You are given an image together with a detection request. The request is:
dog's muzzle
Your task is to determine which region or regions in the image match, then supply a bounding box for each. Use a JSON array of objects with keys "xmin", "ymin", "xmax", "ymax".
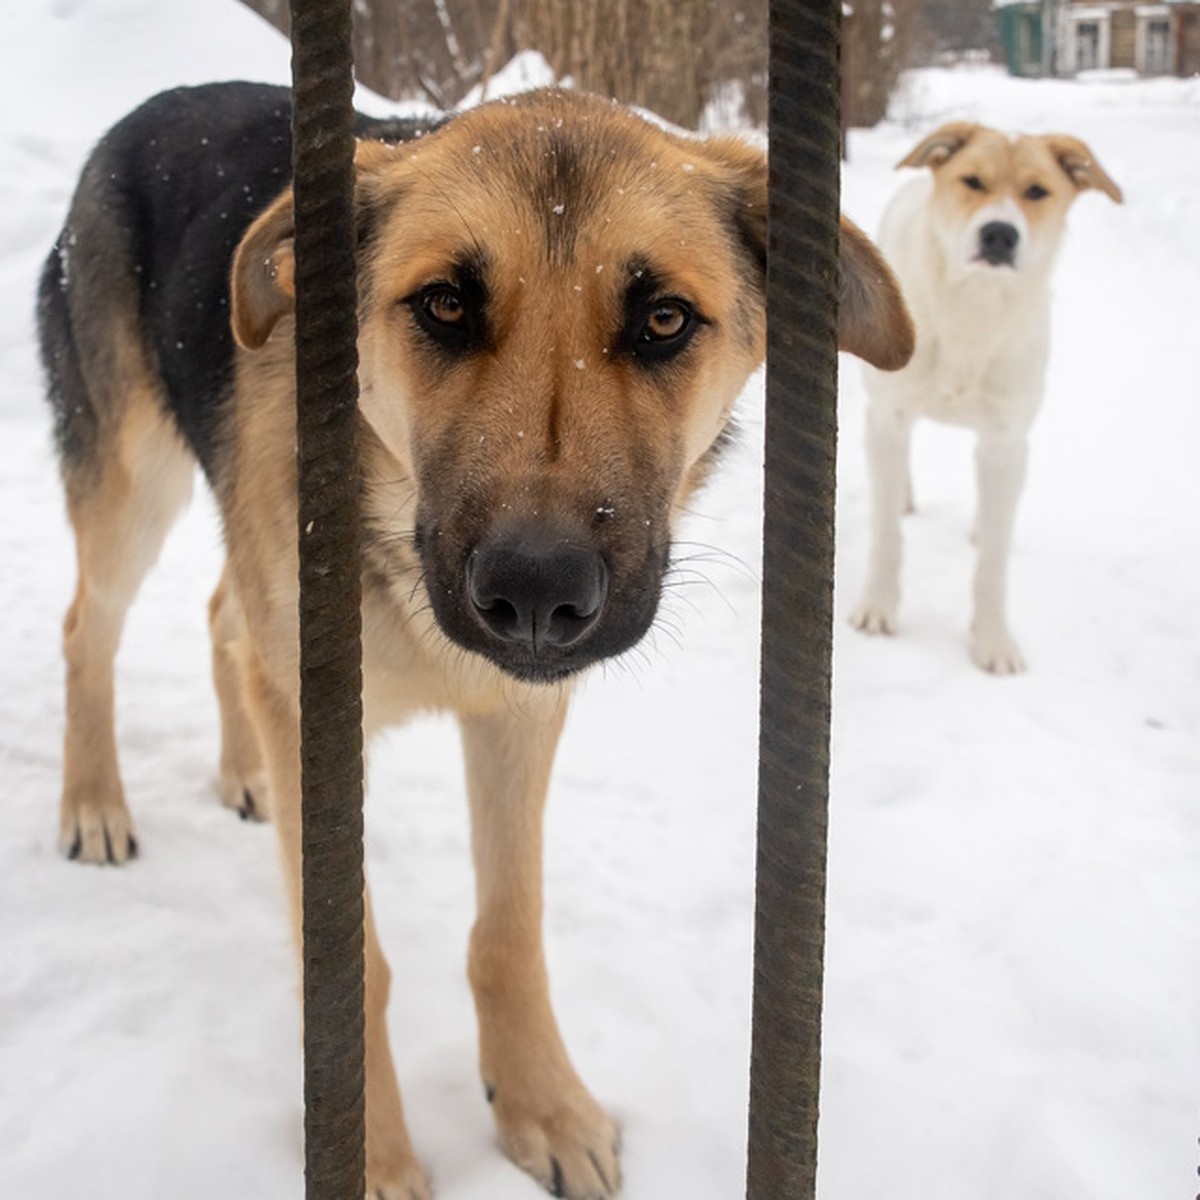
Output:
[
  {"xmin": 466, "ymin": 522, "xmax": 609, "ymax": 653},
  {"xmin": 977, "ymin": 220, "xmax": 1020, "ymax": 267}
]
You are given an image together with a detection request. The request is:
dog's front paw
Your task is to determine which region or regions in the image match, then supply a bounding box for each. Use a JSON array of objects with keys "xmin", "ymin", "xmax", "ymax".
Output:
[
  {"xmin": 218, "ymin": 767, "xmax": 270, "ymax": 822},
  {"xmin": 970, "ymin": 625, "xmax": 1026, "ymax": 675},
  {"xmin": 60, "ymin": 784, "xmax": 138, "ymax": 864},
  {"xmin": 366, "ymin": 1160, "xmax": 432, "ymax": 1200},
  {"xmin": 488, "ymin": 1076, "xmax": 620, "ymax": 1199},
  {"xmin": 849, "ymin": 596, "xmax": 898, "ymax": 636}
]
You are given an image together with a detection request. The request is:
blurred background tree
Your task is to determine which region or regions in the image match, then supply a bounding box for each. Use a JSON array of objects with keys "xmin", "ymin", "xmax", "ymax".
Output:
[{"xmin": 239, "ymin": 0, "xmax": 998, "ymax": 130}]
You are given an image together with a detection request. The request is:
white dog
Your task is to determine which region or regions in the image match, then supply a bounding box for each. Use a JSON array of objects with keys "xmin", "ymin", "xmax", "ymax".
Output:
[{"xmin": 851, "ymin": 122, "xmax": 1122, "ymax": 673}]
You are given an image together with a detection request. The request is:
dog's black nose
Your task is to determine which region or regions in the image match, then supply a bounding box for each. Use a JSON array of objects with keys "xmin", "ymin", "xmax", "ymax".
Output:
[
  {"xmin": 978, "ymin": 221, "xmax": 1019, "ymax": 266},
  {"xmin": 467, "ymin": 524, "xmax": 608, "ymax": 651}
]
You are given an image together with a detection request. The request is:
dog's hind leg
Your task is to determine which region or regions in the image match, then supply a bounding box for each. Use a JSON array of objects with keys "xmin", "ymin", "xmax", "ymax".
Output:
[
  {"xmin": 851, "ymin": 404, "xmax": 914, "ymax": 636},
  {"xmin": 41, "ymin": 178, "xmax": 196, "ymax": 862},
  {"xmin": 59, "ymin": 396, "xmax": 195, "ymax": 863},
  {"xmin": 461, "ymin": 700, "xmax": 621, "ymax": 1200},
  {"xmin": 208, "ymin": 566, "xmax": 269, "ymax": 820},
  {"xmin": 239, "ymin": 650, "xmax": 430, "ymax": 1200}
]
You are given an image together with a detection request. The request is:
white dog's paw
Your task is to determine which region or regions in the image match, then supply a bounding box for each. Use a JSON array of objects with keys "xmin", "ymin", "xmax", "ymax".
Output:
[
  {"xmin": 849, "ymin": 597, "xmax": 898, "ymax": 636},
  {"xmin": 970, "ymin": 626, "xmax": 1026, "ymax": 675}
]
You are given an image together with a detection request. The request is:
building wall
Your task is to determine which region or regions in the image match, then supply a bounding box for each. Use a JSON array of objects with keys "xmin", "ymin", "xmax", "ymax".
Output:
[
  {"xmin": 1001, "ymin": 1, "xmax": 1196, "ymax": 79},
  {"xmin": 1110, "ymin": 7, "xmax": 1137, "ymax": 67},
  {"xmin": 1060, "ymin": 7, "xmax": 1112, "ymax": 74},
  {"xmin": 1178, "ymin": 5, "xmax": 1200, "ymax": 75}
]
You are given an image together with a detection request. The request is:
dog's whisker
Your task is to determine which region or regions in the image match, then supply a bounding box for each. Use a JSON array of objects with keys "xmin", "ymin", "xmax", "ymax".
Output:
[
  {"xmin": 657, "ymin": 586, "xmax": 708, "ymax": 621},
  {"xmin": 406, "ymin": 570, "xmax": 431, "ymax": 608},
  {"xmin": 670, "ymin": 540, "xmax": 758, "ymax": 582},
  {"xmin": 649, "ymin": 612, "xmax": 686, "ymax": 649},
  {"xmin": 663, "ymin": 561, "xmax": 741, "ymax": 617}
]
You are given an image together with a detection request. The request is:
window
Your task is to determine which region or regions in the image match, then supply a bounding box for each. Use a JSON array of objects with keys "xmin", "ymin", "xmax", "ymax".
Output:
[
  {"xmin": 1076, "ymin": 21, "xmax": 1101, "ymax": 71},
  {"xmin": 1140, "ymin": 18, "xmax": 1172, "ymax": 74}
]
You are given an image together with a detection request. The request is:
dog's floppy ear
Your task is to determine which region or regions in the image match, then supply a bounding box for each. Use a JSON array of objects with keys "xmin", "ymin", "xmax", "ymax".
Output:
[
  {"xmin": 231, "ymin": 139, "xmax": 399, "ymax": 351},
  {"xmin": 897, "ymin": 121, "xmax": 980, "ymax": 170},
  {"xmin": 839, "ymin": 216, "xmax": 915, "ymax": 371},
  {"xmin": 230, "ymin": 188, "xmax": 295, "ymax": 351},
  {"xmin": 700, "ymin": 134, "xmax": 769, "ymax": 286},
  {"xmin": 700, "ymin": 138, "xmax": 913, "ymax": 370},
  {"xmin": 1041, "ymin": 134, "xmax": 1123, "ymax": 203}
]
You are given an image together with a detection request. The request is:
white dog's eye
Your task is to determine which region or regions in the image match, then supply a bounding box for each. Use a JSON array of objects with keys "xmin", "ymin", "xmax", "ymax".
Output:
[
  {"xmin": 1024, "ymin": 183, "xmax": 1050, "ymax": 201},
  {"xmin": 962, "ymin": 175, "xmax": 987, "ymax": 193}
]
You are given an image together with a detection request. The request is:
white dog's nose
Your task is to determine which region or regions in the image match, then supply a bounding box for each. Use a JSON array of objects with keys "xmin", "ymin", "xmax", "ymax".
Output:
[{"xmin": 978, "ymin": 221, "xmax": 1019, "ymax": 266}]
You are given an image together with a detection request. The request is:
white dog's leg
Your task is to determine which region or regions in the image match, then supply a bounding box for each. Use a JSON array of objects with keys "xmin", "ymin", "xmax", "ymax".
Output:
[
  {"xmin": 851, "ymin": 405, "xmax": 913, "ymax": 635},
  {"xmin": 971, "ymin": 432, "xmax": 1028, "ymax": 673}
]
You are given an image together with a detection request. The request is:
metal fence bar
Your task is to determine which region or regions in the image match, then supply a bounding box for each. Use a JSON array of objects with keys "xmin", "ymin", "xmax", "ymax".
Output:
[
  {"xmin": 289, "ymin": 2, "xmax": 366, "ymax": 1196},
  {"xmin": 747, "ymin": 2, "xmax": 842, "ymax": 1197}
]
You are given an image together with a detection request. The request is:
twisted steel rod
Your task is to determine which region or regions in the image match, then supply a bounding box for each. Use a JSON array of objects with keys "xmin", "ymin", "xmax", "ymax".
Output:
[
  {"xmin": 747, "ymin": 2, "xmax": 841, "ymax": 1197},
  {"xmin": 289, "ymin": 1, "xmax": 365, "ymax": 1196}
]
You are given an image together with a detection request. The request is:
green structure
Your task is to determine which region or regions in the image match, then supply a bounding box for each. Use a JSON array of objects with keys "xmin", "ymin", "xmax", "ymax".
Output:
[{"xmin": 995, "ymin": 2, "xmax": 1047, "ymax": 76}]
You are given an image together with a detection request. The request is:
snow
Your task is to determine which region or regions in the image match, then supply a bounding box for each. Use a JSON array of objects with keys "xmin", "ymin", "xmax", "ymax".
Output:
[
  {"xmin": 1, "ymin": 5, "xmax": 1197, "ymax": 1197},
  {"xmin": 461, "ymin": 49, "xmax": 555, "ymax": 107}
]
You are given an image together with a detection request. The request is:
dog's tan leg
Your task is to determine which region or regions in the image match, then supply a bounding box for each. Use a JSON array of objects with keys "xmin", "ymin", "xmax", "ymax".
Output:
[
  {"xmin": 461, "ymin": 700, "xmax": 620, "ymax": 1200},
  {"xmin": 241, "ymin": 651, "xmax": 430, "ymax": 1200},
  {"xmin": 850, "ymin": 404, "xmax": 913, "ymax": 637},
  {"xmin": 971, "ymin": 433, "xmax": 1028, "ymax": 674},
  {"xmin": 208, "ymin": 566, "xmax": 269, "ymax": 820},
  {"xmin": 60, "ymin": 403, "xmax": 194, "ymax": 864}
]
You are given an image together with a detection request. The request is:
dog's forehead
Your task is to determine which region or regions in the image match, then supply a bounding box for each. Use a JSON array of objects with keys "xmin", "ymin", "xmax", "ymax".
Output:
[
  {"xmin": 951, "ymin": 128, "xmax": 1011, "ymax": 170},
  {"xmin": 956, "ymin": 129, "xmax": 1058, "ymax": 184},
  {"xmin": 1010, "ymin": 136, "xmax": 1063, "ymax": 180},
  {"xmin": 379, "ymin": 92, "xmax": 728, "ymax": 267}
]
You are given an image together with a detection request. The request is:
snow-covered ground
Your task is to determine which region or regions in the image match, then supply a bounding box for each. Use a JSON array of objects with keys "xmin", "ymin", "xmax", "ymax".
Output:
[{"xmin": 1, "ymin": 3, "xmax": 1197, "ymax": 1198}]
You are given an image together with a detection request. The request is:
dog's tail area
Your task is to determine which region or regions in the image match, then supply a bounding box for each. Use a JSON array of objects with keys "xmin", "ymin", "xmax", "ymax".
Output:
[
  {"xmin": 37, "ymin": 232, "xmax": 99, "ymax": 476},
  {"xmin": 36, "ymin": 148, "xmax": 164, "ymax": 496}
]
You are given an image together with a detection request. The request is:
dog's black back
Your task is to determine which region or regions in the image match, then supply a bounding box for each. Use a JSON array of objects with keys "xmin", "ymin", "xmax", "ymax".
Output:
[{"xmin": 38, "ymin": 81, "xmax": 441, "ymax": 479}]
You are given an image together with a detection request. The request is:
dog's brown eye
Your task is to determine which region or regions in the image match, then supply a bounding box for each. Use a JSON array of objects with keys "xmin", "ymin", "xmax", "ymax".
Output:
[
  {"xmin": 962, "ymin": 175, "xmax": 987, "ymax": 193},
  {"xmin": 406, "ymin": 274, "xmax": 488, "ymax": 356},
  {"xmin": 423, "ymin": 287, "xmax": 464, "ymax": 327},
  {"xmin": 645, "ymin": 302, "xmax": 689, "ymax": 341},
  {"xmin": 619, "ymin": 271, "xmax": 702, "ymax": 366},
  {"xmin": 1024, "ymin": 183, "xmax": 1050, "ymax": 201}
]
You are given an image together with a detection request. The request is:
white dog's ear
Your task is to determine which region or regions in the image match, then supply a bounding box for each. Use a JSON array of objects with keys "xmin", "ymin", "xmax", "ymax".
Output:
[
  {"xmin": 839, "ymin": 216, "xmax": 915, "ymax": 371},
  {"xmin": 897, "ymin": 121, "xmax": 980, "ymax": 170},
  {"xmin": 1041, "ymin": 134, "xmax": 1124, "ymax": 203}
]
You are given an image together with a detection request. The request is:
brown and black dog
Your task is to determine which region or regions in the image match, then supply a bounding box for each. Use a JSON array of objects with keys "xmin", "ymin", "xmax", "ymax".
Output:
[{"xmin": 38, "ymin": 82, "xmax": 912, "ymax": 1198}]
